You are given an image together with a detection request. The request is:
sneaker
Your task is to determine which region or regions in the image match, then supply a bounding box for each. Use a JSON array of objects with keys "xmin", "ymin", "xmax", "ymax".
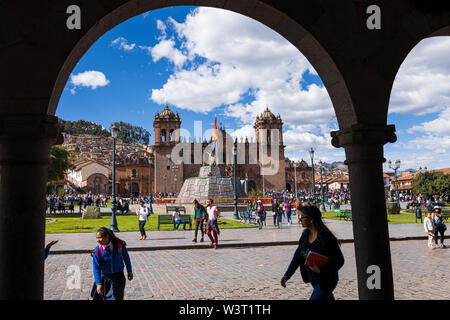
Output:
[
  {"xmin": 192, "ymin": 239, "xmax": 197, "ymax": 243},
  {"xmin": 200, "ymin": 238, "xmax": 204, "ymax": 242}
]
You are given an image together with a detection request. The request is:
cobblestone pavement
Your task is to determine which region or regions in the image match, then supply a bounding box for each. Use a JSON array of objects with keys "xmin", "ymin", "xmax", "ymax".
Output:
[
  {"xmin": 45, "ymin": 213, "xmax": 434, "ymax": 253},
  {"xmin": 44, "ymin": 240, "xmax": 449, "ymax": 300}
]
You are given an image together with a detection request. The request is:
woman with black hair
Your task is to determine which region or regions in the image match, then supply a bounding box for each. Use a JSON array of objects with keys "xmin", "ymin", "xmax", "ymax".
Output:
[
  {"xmin": 281, "ymin": 206, "xmax": 344, "ymax": 300},
  {"xmin": 91, "ymin": 227, "xmax": 133, "ymax": 300}
]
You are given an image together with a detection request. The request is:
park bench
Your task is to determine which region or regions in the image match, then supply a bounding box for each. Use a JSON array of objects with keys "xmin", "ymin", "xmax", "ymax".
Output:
[
  {"xmin": 165, "ymin": 205, "xmax": 186, "ymax": 214},
  {"xmin": 55, "ymin": 202, "xmax": 75, "ymax": 214},
  {"xmin": 442, "ymin": 209, "xmax": 450, "ymax": 222},
  {"xmin": 339, "ymin": 209, "xmax": 352, "ymax": 221},
  {"xmin": 157, "ymin": 214, "xmax": 192, "ymax": 230}
]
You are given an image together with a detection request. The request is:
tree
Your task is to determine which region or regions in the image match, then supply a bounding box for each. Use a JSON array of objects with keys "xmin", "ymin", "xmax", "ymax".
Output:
[
  {"xmin": 412, "ymin": 171, "xmax": 450, "ymax": 196},
  {"xmin": 47, "ymin": 145, "xmax": 71, "ymax": 182},
  {"xmin": 113, "ymin": 121, "xmax": 150, "ymax": 145},
  {"xmin": 59, "ymin": 119, "xmax": 110, "ymax": 137}
]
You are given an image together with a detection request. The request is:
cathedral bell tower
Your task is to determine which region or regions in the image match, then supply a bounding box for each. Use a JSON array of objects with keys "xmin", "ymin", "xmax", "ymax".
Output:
[
  {"xmin": 253, "ymin": 107, "xmax": 285, "ymax": 191},
  {"xmin": 153, "ymin": 105, "xmax": 181, "ymax": 146}
]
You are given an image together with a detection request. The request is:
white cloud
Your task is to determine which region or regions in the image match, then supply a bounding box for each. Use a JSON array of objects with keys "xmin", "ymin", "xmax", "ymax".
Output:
[
  {"xmin": 111, "ymin": 37, "xmax": 136, "ymax": 51},
  {"xmin": 148, "ymin": 39, "xmax": 187, "ymax": 67},
  {"xmin": 70, "ymin": 71, "xmax": 110, "ymax": 90},
  {"xmin": 389, "ymin": 37, "xmax": 450, "ymax": 115},
  {"xmin": 149, "ymin": 7, "xmax": 332, "ymax": 126},
  {"xmin": 400, "ymin": 135, "xmax": 450, "ymax": 154},
  {"xmin": 407, "ymin": 107, "xmax": 450, "ymax": 136}
]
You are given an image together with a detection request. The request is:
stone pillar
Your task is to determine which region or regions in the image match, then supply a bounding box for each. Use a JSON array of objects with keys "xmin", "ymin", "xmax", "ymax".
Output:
[
  {"xmin": 0, "ymin": 114, "xmax": 61, "ymax": 299},
  {"xmin": 331, "ymin": 124, "xmax": 397, "ymax": 300}
]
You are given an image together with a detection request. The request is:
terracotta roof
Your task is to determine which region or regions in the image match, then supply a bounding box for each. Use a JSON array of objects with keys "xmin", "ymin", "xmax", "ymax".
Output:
[{"xmin": 431, "ymin": 167, "xmax": 450, "ymax": 174}]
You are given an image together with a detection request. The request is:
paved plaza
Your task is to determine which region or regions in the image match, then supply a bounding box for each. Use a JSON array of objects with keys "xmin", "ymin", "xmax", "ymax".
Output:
[{"xmin": 44, "ymin": 214, "xmax": 449, "ymax": 300}]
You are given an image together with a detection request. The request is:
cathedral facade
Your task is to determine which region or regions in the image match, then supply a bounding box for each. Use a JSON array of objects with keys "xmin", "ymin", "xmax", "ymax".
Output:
[{"xmin": 115, "ymin": 105, "xmax": 313, "ymax": 196}]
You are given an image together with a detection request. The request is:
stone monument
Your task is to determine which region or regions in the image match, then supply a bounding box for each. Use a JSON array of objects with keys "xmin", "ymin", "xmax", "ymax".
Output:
[
  {"xmin": 176, "ymin": 165, "xmax": 246, "ymax": 204},
  {"xmin": 82, "ymin": 206, "xmax": 102, "ymax": 219}
]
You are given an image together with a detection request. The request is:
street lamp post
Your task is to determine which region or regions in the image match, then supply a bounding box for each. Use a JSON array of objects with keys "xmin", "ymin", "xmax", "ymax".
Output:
[
  {"xmin": 110, "ymin": 124, "xmax": 119, "ymax": 232},
  {"xmin": 388, "ymin": 159, "xmax": 401, "ymax": 207},
  {"xmin": 148, "ymin": 156, "xmax": 153, "ymax": 213},
  {"xmin": 130, "ymin": 169, "xmax": 136, "ymax": 202},
  {"xmin": 245, "ymin": 173, "xmax": 248, "ymax": 195},
  {"xmin": 319, "ymin": 160, "xmax": 326, "ymax": 212},
  {"xmin": 309, "ymin": 148, "xmax": 316, "ymax": 205},
  {"xmin": 233, "ymin": 139, "xmax": 239, "ymax": 219},
  {"xmin": 419, "ymin": 166, "xmax": 428, "ymax": 208},
  {"xmin": 172, "ymin": 165, "xmax": 179, "ymax": 195},
  {"xmin": 294, "ymin": 161, "xmax": 298, "ymax": 197}
]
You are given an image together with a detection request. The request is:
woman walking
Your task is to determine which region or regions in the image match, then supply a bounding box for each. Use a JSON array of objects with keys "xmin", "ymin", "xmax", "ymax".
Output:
[
  {"xmin": 136, "ymin": 201, "xmax": 149, "ymax": 240},
  {"xmin": 91, "ymin": 227, "xmax": 133, "ymax": 300},
  {"xmin": 285, "ymin": 200, "xmax": 293, "ymax": 224},
  {"xmin": 272, "ymin": 198, "xmax": 283, "ymax": 228},
  {"xmin": 192, "ymin": 199, "xmax": 207, "ymax": 243},
  {"xmin": 205, "ymin": 199, "xmax": 220, "ymax": 249},
  {"xmin": 281, "ymin": 206, "xmax": 344, "ymax": 300}
]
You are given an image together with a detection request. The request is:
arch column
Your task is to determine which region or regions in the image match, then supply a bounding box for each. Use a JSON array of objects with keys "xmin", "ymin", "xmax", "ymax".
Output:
[
  {"xmin": 331, "ymin": 123, "xmax": 397, "ymax": 300},
  {"xmin": 0, "ymin": 114, "xmax": 62, "ymax": 299}
]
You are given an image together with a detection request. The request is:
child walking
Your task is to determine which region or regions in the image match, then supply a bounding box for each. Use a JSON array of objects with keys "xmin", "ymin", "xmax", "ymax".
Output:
[
  {"xmin": 91, "ymin": 227, "xmax": 133, "ymax": 300},
  {"xmin": 424, "ymin": 210, "xmax": 435, "ymax": 248}
]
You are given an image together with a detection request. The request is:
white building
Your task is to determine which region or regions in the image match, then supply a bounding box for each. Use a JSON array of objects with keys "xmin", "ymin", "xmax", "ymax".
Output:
[{"xmin": 66, "ymin": 159, "xmax": 110, "ymax": 193}]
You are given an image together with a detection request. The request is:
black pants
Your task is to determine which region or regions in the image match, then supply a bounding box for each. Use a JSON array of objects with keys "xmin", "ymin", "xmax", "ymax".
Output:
[
  {"xmin": 139, "ymin": 220, "xmax": 146, "ymax": 237},
  {"xmin": 194, "ymin": 218, "xmax": 204, "ymax": 239},
  {"xmin": 91, "ymin": 271, "xmax": 126, "ymax": 300},
  {"xmin": 434, "ymin": 225, "xmax": 445, "ymax": 244}
]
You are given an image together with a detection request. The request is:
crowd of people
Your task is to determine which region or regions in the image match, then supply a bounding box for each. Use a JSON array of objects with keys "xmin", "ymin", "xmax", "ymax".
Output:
[{"xmin": 43, "ymin": 187, "xmax": 447, "ymax": 301}]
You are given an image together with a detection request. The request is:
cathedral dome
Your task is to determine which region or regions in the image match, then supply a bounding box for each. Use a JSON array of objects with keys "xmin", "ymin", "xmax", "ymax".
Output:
[
  {"xmin": 260, "ymin": 107, "xmax": 276, "ymax": 120},
  {"xmin": 156, "ymin": 105, "xmax": 178, "ymax": 119}
]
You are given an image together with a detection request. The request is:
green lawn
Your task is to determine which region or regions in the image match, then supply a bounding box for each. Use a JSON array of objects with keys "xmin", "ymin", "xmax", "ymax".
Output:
[
  {"xmin": 45, "ymin": 214, "xmax": 258, "ymax": 234},
  {"xmin": 320, "ymin": 211, "xmax": 419, "ymax": 224}
]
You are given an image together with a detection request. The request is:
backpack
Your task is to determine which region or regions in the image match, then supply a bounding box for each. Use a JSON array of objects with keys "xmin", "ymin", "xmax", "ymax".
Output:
[
  {"xmin": 91, "ymin": 242, "xmax": 123, "ymax": 264},
  {"xmin": 257, "ymin": 203, "xmax": 264, "ymax": 214}
]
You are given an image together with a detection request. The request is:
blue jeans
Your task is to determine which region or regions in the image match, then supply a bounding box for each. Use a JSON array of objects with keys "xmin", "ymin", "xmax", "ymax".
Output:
[
  {"xmin": 286, "ymin": 211, "xmax": 292, "ymax": 223},
  {"xmin": 175, "ymin": 219, "xmax": 186, "ymax": 230},
  {"xmin": 310, "ymin": 284, "xmax": 336, "ymax": 301}
]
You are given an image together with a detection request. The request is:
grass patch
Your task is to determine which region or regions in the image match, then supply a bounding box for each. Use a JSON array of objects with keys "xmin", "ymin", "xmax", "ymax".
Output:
[
  {"xmin": 321, "ymin": 211, "xmax": 419, "ymax": 224},
  {"xmin": 45, "ymin": 214, "xmax": 257, "ymax": 234}
]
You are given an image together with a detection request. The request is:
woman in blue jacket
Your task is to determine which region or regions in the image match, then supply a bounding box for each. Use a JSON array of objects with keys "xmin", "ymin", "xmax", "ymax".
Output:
[
  {"xmin": 281, "ymin": 206, "xmax": 344, "ymax": 300},
  {"xmin": 91, "ymin": 227, "xmax": 133, "ymax": 300}
]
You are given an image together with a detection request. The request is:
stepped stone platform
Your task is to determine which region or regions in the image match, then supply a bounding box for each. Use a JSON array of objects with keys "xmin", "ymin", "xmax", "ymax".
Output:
[{"xmin": 176, "ymin": 165, "xmax": 246, "ymax": 204}]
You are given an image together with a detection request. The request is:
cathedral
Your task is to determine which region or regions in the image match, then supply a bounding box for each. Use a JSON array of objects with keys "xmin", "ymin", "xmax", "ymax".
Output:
[{"xmin": 115, "ymin": 105, "xmax": 313, "ymax": 196}]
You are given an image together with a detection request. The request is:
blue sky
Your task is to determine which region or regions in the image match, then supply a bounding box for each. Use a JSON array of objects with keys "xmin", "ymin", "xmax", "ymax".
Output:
[{"xmin": 57, "ymin": 6, "xmax": 450, "ymax": 171}]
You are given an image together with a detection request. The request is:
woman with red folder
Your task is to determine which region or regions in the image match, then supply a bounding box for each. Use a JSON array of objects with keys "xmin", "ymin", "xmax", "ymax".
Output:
[{"xmin": 281, "ymin": 206, "xmax": 344, "ymax": 300}]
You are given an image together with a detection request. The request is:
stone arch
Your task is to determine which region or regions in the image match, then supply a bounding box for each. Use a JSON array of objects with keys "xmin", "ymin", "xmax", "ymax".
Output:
[
  {"xmin": 248, "ymin": 180, "xmax": 257, "ymax": 193},
  {"xmin": 47, "ymin": 0, "xmax": 356, "ymax": 130},
  {"xmin": 286, "ymin": 183, "xmax": 291, "ymax": 192}
]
